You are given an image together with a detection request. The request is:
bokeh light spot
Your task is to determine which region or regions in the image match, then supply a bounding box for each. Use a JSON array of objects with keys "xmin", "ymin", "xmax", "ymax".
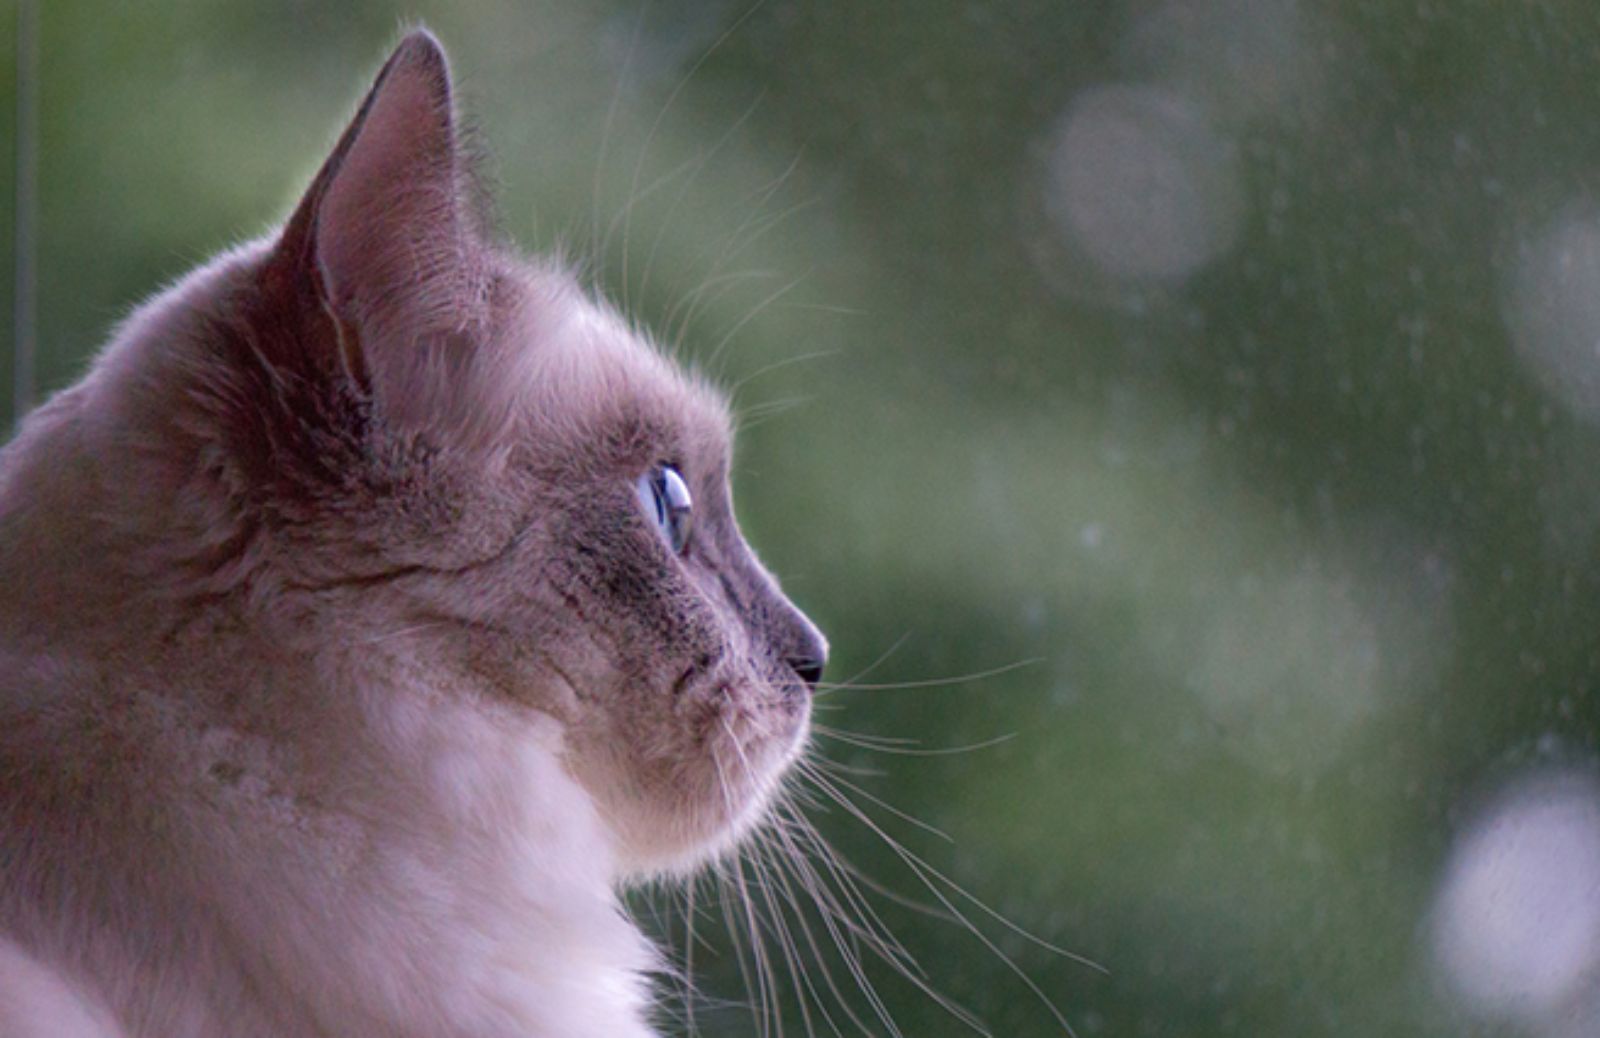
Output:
[
  {"xmin": 1044, "ymin": 83, "xmax": 1243, "ymax": 285},
  {"xmin": 1504, "ymin": 209, "xmax": 1600, "ymax": 425},
  {"xmin": 1431, "ymin": 770, "xmax": 1600, "ymax": 1026}
]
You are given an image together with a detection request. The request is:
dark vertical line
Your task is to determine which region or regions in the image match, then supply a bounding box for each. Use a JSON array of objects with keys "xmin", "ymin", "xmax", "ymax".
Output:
[{"xmin": 13, "ymin": 0, "xmax": 38, "ymax": 427}]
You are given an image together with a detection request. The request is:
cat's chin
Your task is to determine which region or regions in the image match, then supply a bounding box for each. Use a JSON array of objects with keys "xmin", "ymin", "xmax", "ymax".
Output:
[{"xmin": 602, "ymin": 681, "xmax": 811, "ymax": 880}]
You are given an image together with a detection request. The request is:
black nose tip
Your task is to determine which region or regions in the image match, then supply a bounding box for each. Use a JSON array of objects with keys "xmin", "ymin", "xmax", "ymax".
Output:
[{"xmin": 787, "ymin": 655, "xmax": 825, "ymax": 690}]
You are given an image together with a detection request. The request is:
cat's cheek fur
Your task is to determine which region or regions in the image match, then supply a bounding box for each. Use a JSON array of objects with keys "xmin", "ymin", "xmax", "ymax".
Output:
[{"xmin": 533, "ymin": 503, "xmax": 820, "ymax": 877}]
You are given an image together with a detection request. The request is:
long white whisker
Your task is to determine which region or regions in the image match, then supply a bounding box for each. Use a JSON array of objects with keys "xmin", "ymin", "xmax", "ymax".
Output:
[
  {"xmin": 747, "ymin": 829, "xmax": 835, "ymax": 1038},
  {"xmin": 603, "ymin": 153, "xmax": 705, "ymax": 295},
  {"xmin": 707, "ymin": 273, "xmax": 807, "ymax": 369},
  {"xmin": 785, "ymin": 821, "xmax": 963, "ymax": 926},
  {"xmin": 669, "ymin": 193, "xmax": 821, "ymax": 352},
  {"xmin": 805, "ymin": 764, "xmax": 1104, "ymax": 971},
  {"xmin": 778, "ymin": 800, "xmax": 927, "ymax": 978},
  {"xmin": 684, "ymin": 877, "xmax": 701, "ymax": 1037},
  {"xmin": 716, "ymin": 863, "xmax": 765, "ymax": 1029},
  {"xmin": 758, "ymin": 826, "xmax": 903, "ymax": 1038},
  {"xmin": 781, "ymin": 798, "xmax": 1006, "ymax": 1038},
  {"xmin": 727, "ymin": 722, "xmax": 896, "ymax": 1036},
  {"xmin": 662, "ymin": 268, "xmax": 778, "ymax": 347},
  {"xmin": 815, "ymin": 658, "xmax": 1044, "ymax": 696},
  {"xmin": 637, "ymin": 89, "xmax": 768, "ymax": 314},
  {"xmin": 619, "ymin": 0, "xmax": 771, "ymax": 315},
  {"xmin": 799, "ymin": 768, "xmax": 1096, "ymax": 1037},
  {"xmin": 734, "ymin": 396, "xmax": 814, "ymax": 432},
  {"xmin": 728, "ymin": 349, "xmax": 841, "ymax": 397},
  {"xmin": 811, "ymin": 725, "xmax": 1020, "ymax": 759},
  {"xmin": 678, "ymin": 144, "xmax": 810, "ymax": 312},
  {"xmin": 719, "ymin": 719, "xmax": 787, "ymax": 1037},
  {"xmin": 590, "ymin": 5, "xmax": 646, "ymax": 269},
  {"xmin": 803, "ymin": 760, "xmax": 954, "ymax": 844},
  {"xmin": 736, "ymin": 850, "xmax": 784, "ymax": 1038}
]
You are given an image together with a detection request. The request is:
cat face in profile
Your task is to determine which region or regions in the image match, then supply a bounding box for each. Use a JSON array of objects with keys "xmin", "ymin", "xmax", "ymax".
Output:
[{"xmin": 260, "ymin": 33, "xmax": 829, "ymax": 872}]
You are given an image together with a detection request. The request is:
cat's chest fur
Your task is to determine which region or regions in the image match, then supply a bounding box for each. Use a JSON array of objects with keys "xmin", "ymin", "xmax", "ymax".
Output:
[{"xmin": 0, "ymin": 560, "xmax": 657, "ymax": 1037}]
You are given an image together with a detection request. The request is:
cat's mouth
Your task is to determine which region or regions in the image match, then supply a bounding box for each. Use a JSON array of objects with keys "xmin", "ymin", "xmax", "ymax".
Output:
[
  {"xmin": 669, "ymin": 652, "xmax": 720, "ymax": 700},
  {"xmin": 683, "ymin": 663, "xmax": 811, "ymax": 787},
  {"xmin": 688, "ymin": 673, "xmax": 809, "ymax": 750}
]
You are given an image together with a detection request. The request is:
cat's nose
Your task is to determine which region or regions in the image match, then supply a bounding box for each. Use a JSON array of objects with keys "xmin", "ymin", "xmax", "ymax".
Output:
[
  {"xmin": 757, "ymin": 570, "xmax": 828, "ymax": 693},
  {"xmin": 787, "ymin": 654, "xmax": 826, "ymax": 689},
  {"xmin": 783, "ymin": 618, "xmax": 828, "ymax": 692}
]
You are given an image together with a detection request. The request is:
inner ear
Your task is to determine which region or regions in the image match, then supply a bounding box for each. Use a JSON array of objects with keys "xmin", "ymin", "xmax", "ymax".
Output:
[
  {"xmin": 314, "ymin": 31, "xmax": 464, "ymax": 324},
  {"xmin": 266, "ymin": 29, "xmax": 489, "ymax": 408}
]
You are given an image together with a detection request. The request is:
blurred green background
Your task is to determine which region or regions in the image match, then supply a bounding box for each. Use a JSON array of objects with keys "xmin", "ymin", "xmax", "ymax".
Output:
[{"xmin": 8, "ymin": 2, "xmax": 1600, "ymax": 1035}]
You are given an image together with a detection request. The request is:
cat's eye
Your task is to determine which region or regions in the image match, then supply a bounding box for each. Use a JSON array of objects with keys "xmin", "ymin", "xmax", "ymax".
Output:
[{"xmin": 635, "ymin": 464, "xmax": 693, "ymax": 555}]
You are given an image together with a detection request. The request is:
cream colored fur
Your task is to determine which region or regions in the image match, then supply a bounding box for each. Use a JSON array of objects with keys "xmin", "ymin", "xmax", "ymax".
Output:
[{"xmin": 0, "ymin": 30, "xmax": 825, "ymax": 1037}]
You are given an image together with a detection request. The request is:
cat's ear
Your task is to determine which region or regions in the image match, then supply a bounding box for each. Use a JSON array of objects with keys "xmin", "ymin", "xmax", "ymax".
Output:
[{"xmin": 268, "ymin": 29, "xmax": 489, "ymax": 405}]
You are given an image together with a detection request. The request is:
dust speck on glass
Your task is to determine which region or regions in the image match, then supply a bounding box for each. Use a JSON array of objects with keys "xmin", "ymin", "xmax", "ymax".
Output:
[{"xmin": 7, "ymin": 1, "xmax": 1600, "ymax": 1035}]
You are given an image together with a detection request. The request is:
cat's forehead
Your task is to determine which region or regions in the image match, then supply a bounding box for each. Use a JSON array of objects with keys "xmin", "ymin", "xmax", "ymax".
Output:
[{"xmin": 501, "ymin": 265, "xmax": 732, "ymax": 472}]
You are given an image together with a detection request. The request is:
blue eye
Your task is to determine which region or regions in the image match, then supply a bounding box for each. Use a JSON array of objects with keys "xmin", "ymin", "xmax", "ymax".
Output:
[{"xmin": 635, "ymin": 464, "xmax": 693, "ymax": 555}]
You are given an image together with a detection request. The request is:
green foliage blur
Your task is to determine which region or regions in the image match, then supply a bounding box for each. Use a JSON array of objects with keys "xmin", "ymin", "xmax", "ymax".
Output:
[{"xmin": 7, "ymin": 2, "xmax": 1600, "ymax": 1035}]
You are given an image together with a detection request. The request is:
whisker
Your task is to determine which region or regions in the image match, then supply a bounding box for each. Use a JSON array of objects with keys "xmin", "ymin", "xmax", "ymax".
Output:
[
  {"xmin": 815, "ymin": 658, "xmax": 1044, "ymax": 696},
  {"xmin": 788, "ymin": 826, "xmax": 962, "ymax": 927},
  {"xmin": 825, "ymin": 634, "xmax": 913, "ymax": 692},
  {"xmin": 664, "ymin": 268, "xmax": 780, "ymax": 347},
  {"xmin": 619, "ymin": 0, "xmax": 772, "ymax": 315},
  {"xmin": 590, "ymin": 5, "xmax": 646, "ymax": 268},
  {"xmin": 773, "ymin": 301, "xmax": 869, "ymax": 316},
  {"xmin": 728, "ymin": 348, "xmax": 841, "ymax": 396},
  {"xmin": 798, "ymin": 768, "xmax": 1100, "ymax": 1037},
  {"xmin": 637, "ymin": 89, "xmax": 769, "ymax": 313},
  {"xmin": 708, "ymin": 746, "xmax": 773, "ymax": 1032},
  {"xmin": 803, "ymin": 757, "xmax": 888, "ymax": 780},
  {"xmin": 776, "ymin": 801, "xmax": 924, "ymax": 980},
  {"xmin": 603, "ymin": 152, "xmax": 705, "ymax": 290},
  {"xmin": 669, "ymin": 195, "xmax": 821, "ymax": 351},
  {"xmin": 685, "ymin": 147, "xmax": 811, "ymax": 295},
  {"xmin": 810, "ymin": 728, "xmax": 918, "ymax": 748},
  {"xmin": 715, "ymin": 863, "xmax": 766, "ymax": 1031},
  {"xmin": 805, "ymin": 765, "xmax": 1104, "ymax": 972},
  {"xmin": 734, "ymin": 396, "xmax": 813, "ymax": 432},
  {"xmin": 746, "ymin": 830, "xmax": 835, "ymax": 1038},
  {"xmin": 759, "ymin": 828, "xmax": 904, "ymax": 1038},
  {"xmin": 769, "ymin": 802, "xmax": 994, "ymax": 1036},
  {"xmin": 823, "ymin": 829, "xmax": 1066, "ymax": 1037},
  {"xmin": 735, "ymin": 850, "xmax": 784, "ymax": 1037},
  {"xmin": 801, "ymin": 760, "xmax": 954, "ymax": 844},
  {"xmin": 720, "ymin": 720, "xmax": 786, "ymax": 1037},
  {"xmin": 684, "ymin": 877, "xmax": 700, "ymax": 1037},
  {"xmin": 699, "ymin": 194, "xmax": 822, "ymax": 299},
  {"xmin": 358, "ymin": 620, "xmax": 452, "ymax": 646},
  {"xmin": 728, "ymin": 726, "xmax": 899, "ymax": 1036},
  {"xmin": 707, "ymin": 273, "xmax": 808, "ymax": 369},
  {"xmin": 812, "ymin": 725, "xmax": 1021, "ymax": 758}
]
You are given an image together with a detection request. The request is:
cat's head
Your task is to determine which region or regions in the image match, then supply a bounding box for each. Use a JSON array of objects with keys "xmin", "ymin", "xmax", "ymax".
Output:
[{"xmin": 126, "ymin": 31, "xmax": 826, "ymax": 876}]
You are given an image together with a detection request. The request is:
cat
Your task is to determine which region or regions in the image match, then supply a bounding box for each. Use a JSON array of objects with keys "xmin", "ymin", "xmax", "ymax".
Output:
[{"xmin": 0, "ymin": 29, "xmax": 828, "ymax": 1038}]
